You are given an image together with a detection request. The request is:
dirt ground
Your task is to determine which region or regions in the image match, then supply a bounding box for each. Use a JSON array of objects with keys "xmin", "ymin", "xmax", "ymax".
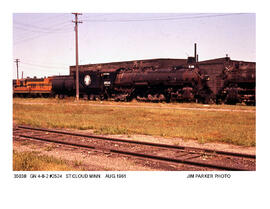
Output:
[
  {"xmin": 65, "ymin": 128, "xmax": 256, "ymax": 155},
  {"xmin": 13, "ymin": 128, "xmax": 255, "ymax": 171}
]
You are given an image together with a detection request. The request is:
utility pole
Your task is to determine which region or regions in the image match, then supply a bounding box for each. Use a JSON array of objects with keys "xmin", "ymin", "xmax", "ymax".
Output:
[
  {"xmin": 14, "ymin": 59, "xmax": 20, "ymax": 80},
  {"xmin": 72, "ymin": 13, "xmax": 82, "ymax": 101}
]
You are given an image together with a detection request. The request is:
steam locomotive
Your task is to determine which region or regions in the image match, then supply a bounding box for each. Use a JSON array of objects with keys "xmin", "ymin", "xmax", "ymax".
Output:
[{"xmin": 13, "ymin": 56, "xmax": 256, "ymax": 105}]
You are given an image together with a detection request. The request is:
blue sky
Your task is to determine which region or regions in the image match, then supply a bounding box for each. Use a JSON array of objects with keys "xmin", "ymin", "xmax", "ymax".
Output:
[{"xmin": 13, "ymin": 13, "xmax": 255, "ymax": 79}]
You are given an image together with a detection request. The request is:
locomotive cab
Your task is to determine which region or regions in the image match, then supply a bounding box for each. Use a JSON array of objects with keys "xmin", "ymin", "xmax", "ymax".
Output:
[{"xmin": 101, "ymin": 72, "xmax": 115, "ymax": 87}]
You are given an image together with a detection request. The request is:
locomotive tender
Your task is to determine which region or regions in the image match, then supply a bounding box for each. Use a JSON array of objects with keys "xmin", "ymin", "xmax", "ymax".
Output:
[{"xmin": 13, "ymin": 56, "xmax": 256, "ymax": 105}]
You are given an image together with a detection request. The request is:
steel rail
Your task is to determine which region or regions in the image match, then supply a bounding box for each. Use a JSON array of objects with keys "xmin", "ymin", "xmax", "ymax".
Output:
[
  {"xmin": 17, "ymin": 125, "xmax": 256, "ymax": 159},
  {"xmin": 18, "ymin": 133, "xmax": 250, "ymax": 171}
]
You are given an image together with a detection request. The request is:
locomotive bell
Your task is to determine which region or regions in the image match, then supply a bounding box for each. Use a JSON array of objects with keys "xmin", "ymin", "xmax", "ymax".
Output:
[{"xmin": 84, "ymin": 75, "xmax": 91, "ymax": 86}]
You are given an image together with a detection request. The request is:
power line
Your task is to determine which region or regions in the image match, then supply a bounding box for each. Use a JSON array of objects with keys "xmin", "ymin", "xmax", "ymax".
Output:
[
  {"xmin": 82, "ymin": 13, "xmax": 206, "ymax": 21},
  {"xmin": 22, "ymin": 58, "xmax": 72, "ymax": 66},
  {"xmin": 20, "ymin": 61, "xmax": 68, "ymax": 69},
  {"xmin": 13, "ymin": 20, "xmax": 73, "ymax": 40},
  {"xmin": 13, "ymin": 19, "xmax": 71, "ymax": 31},
  {"xmin": 18, "ymin": 62, "xmax": 68, "ymax": 78},
  {"xmin": 14, "ymin": 25, "xmax": 73, "ymax": 34},
  {"xmin": 13, "ymin": 28, "xmax": 73, "ymax": 45},
  {"xmin": 82, "ymin": 13, "xmax": 249, "ymax": 23},
  {"xmin": 14, "ymin": 13, "xmax": 67, "ymax": 26},
  {"xmin": 30, "ymin": 13, "xmax": 69, "ymax": 25},
  {"xmin": 14, "ymin": 33, "xmax": 53, "ymax": 45},
  {"xmin": 13, "ymin": 18, "xmax": 73, "ymax": 44}
]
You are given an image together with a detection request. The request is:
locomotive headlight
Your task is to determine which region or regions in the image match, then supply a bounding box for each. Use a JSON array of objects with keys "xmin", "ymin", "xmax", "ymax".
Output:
[{"xmin": 84, "ymin": 75, "xmax": 91, "ymax": 86}]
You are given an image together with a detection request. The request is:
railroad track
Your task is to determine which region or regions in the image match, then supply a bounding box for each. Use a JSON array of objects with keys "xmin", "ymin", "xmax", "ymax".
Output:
[{"xmin": 13, "ymin": 125, "xmax": 256, "ymax": 171}]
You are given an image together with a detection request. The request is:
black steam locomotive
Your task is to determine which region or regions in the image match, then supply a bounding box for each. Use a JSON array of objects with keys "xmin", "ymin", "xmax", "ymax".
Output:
[
  {"xmin": 52, "ymin": 62, "xmax": 212, "ymax": 103},
  {"xmin": 198, "ymin": 57, "xmax": 256, "ymax": 105},
  {"xmin": 13, "ymin": 56, "xmax": 256, "ymax": 105}
]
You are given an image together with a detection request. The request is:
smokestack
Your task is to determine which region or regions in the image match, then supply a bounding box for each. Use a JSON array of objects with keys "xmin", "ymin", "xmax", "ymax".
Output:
[{"xmin": 194, "ymin": 43, "xmax": 197, "ymax": 62}]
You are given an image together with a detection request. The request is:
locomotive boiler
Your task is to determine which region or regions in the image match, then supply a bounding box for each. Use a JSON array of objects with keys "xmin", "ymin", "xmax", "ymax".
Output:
[
  {"xmin": 59, "ymin": 63, "xmax": 211, "ymax": 103},
  {"xmin": 109, "ymin": 65, "xmax": 211, "ymax": 102}
]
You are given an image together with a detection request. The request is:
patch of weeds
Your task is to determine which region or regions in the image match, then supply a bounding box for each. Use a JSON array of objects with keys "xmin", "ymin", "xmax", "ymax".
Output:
[
  {"xmin": 74, "ymin": 160, "xmax": 83, "ymax": 167},
  {"xmin": 44, "ymin": 145, "xmax": 56, "ymax": 152},
  {"xmin": 95, "ymin": 126, "xmax": 130, "ymax": 135},
  {"xmin": 197, "ymin": 137, "xmax": 207, "ymax": 144},
  {"xmin": 13, "ymin": 151, "xmax": 77, "ymax": 171},
  {"xmin": 173, "ymin": 142, "xmax": 180, "ymax": 146},
  {"xmin": 20, "ymin": 141, "xmax": 30, "ymax": 146}
]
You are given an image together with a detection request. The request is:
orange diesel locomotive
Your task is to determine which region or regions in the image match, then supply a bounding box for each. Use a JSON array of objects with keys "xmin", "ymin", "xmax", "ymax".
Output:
[{"xmin": 13, "ymin": 77, "xmax": 52, "ymax": 97}]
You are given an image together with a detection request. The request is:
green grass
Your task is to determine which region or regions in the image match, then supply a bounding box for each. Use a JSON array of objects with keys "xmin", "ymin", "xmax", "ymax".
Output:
[
  {"xmin": 13, "ymin": 98, "xmax": 256, "ymax": 146},
  {"xmin": 13, "ymin": 97, "xmax": 256, "ymax": 110},
  {"xmin": 13, "ymin": 151, "xmax": 83, "ymax": 171}
]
